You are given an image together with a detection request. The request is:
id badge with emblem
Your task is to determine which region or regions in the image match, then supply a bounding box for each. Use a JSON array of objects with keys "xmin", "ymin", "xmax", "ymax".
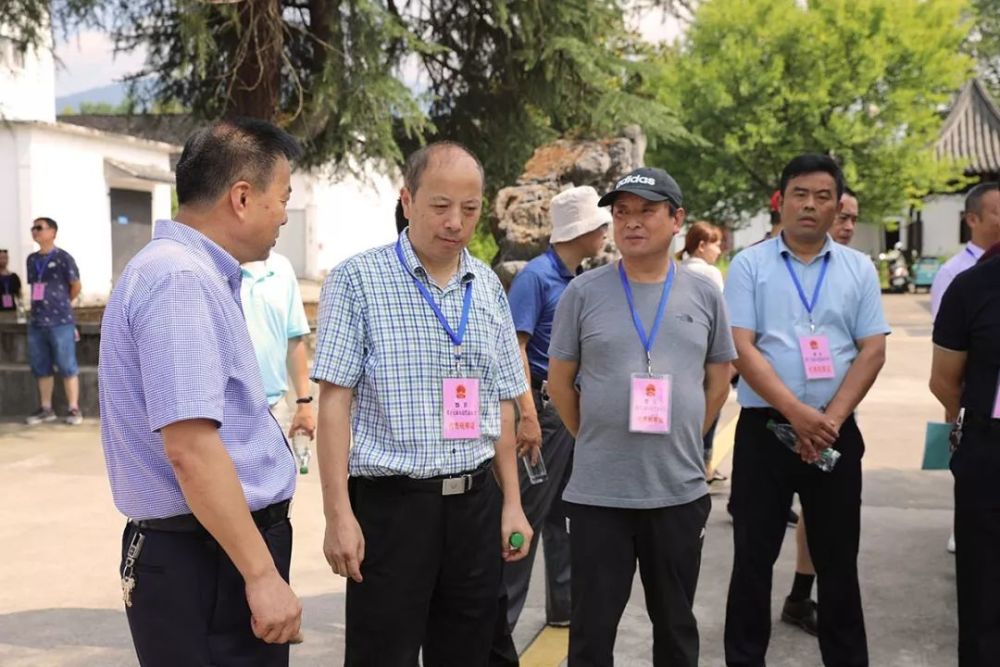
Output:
[
  {"xmin": 31, "ymin": 283, "xmax": 45, "ymax": 301},
  {"xmin": 442, "ymin": 375, "xmax": 481, "ymax": 440},
  {"xmin": 1, "ymin": 294, "xmax": 12, "ymax": 308},
  {"xmin": 798, "ymin": 333, "xmax": 835, "ymax": 380},
  {"xmin": 629, "ymin": 373, "xmax": 671, "ymax": 434}
]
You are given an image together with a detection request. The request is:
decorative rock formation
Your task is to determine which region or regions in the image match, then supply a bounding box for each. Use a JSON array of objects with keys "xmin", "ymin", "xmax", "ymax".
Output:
[{"xmin": 490, "ymin": 126, "xmax": 646, "ymax": 279}]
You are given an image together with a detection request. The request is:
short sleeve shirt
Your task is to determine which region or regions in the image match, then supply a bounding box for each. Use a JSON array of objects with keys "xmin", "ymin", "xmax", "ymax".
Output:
[
  {"xmin": 0, "ymin": 273, "xmax": 22, "ymax": 310},
  {"xmin": 311, "ymin": 230, "xmax": 528, "ymax": 479},
  {"xmin": 548, "ymin": 262, "xmax": 737, "ymax": 509},
  {"xmin": 26, "ymin": 247, "xmax": 79, "ymax": 327},
  {"xmin": 930, "ymin": 243, "xmax": 983, "ymax": 319},
  {"xmin": 724, "ymin": 234, "xmax": 890, "ymax": 410},
  {"xmin": 99, "ymin": 220, "xmax": 296, "ymax": 520},
  {"xmin": 933, "ymin": 256, "xmax": 1000, "ymax": 417},
  {"xmin": 241, "ymin": 253, "xmax": 311, "ymax": 405},
  {"xmin": 507, "ymin": 248, "xmax": 575, "ymax": 380}
]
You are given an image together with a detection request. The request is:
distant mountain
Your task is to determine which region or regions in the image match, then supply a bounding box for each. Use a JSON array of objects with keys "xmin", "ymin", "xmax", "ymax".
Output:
[{"xmin": 56, "ymin": 82, "xmax": 128, "ymax": 113}]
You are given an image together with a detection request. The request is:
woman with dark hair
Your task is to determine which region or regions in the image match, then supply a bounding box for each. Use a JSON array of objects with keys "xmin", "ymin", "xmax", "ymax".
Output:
[{"xmin": 678, "ymin": 221, "xmax": 727, "ymax": 482}]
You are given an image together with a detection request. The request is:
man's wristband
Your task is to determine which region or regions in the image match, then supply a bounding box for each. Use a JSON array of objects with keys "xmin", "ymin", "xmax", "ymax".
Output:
[{"xmin": 295, "ymin": 396, "xmax": 314, "ymax": 405}]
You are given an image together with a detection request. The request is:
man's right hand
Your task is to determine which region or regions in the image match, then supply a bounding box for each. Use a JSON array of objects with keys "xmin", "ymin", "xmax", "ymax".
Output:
[
  {"xmin": 324, "ymin": 512, "xmax": 365, "ymax": 583},
  {"xmin": 245, "ymin": 568, "xmax": 302, "ymax": 644},
  {"xmin": 786, "ymin": 403, "xmax": 839, "ymax": 453}
]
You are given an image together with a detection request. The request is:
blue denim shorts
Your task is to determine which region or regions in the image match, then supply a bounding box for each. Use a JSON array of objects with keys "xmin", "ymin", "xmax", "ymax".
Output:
[{"xmin": 27, "ymin": 323, "xmax": 79, "ymax": 377}]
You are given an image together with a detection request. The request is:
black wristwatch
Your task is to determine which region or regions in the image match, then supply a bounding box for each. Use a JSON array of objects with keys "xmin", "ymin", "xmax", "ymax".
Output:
[{"xmin": 295, "ymin": 396, "xmax": 314, "ymax": 405}]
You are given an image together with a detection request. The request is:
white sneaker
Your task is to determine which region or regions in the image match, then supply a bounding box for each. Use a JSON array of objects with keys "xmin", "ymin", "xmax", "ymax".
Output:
[
  {"xmin": 65, "ymin": 408, "xmax": 83, "ymax": 426},
  {"xmin": 26, "ymin": 408, "xmax": 57, "ymax": 425},
  {"xmin": 947, "ymin": 533, "xmax": 956, "ymax": 554}
]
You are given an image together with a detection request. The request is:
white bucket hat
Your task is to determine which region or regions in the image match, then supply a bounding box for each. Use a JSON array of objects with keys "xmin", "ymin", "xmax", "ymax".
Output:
[{"xmin": 549, "ymin": 186, "xmax": 612, "ymax": 244}]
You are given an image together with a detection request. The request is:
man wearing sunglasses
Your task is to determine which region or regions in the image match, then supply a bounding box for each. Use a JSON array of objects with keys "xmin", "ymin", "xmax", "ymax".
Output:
[{"xmin": 25, "ymin": 217, "xmax": 83, "ymax": 426}]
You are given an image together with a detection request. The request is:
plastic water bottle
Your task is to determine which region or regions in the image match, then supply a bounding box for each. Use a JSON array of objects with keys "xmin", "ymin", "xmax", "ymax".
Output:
[
  {"xmin": 292, "ymin": 433, "xmax": 311, "ymax": 474},
  {"xmin": 522, "ymin": 453, "xmax": 548, "ymax": 485},
  {"xmin": 766, "ymin": 419, "xmax": 841, "ymax": 472}
]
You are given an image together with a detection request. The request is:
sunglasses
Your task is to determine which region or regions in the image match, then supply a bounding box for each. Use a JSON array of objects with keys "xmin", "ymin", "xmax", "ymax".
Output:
[{"xmin": 30, "ymin": 225, "xmax": 47, "ymax": 232}]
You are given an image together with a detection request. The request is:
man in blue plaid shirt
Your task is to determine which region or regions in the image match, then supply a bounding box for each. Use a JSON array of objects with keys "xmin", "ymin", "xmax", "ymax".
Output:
[{"xmin": 312, "ymin": 141, "xmax": 533, "ymax": 665}]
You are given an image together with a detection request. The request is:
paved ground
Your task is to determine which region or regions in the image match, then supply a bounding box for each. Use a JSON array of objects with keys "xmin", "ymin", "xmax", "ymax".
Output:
[{"xmin": 0, "ymin": 293, "xmax": 959, "ymax": 666}]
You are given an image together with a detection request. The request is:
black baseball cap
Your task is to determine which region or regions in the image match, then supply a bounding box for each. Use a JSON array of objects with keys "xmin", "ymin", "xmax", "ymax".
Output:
[{"xmin": 597, "ymin": 167, "xmax": 683, "ymax": 208}]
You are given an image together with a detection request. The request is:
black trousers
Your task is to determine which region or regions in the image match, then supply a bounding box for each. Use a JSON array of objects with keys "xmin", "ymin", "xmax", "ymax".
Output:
[
  {"xmin": 121, "ymin": 517, "xmax": 292, "ymax": 667},
  {"xmin": 567, "ymin": 495, "xmax": 711, "ymax": 667},
  {"xmin": 345, "ymin": 469, "xmax": 503, "ymax": 666},
  {"xmin": 490, "ymin": 389, "xmax": 575, "ymax": 666},
  {"xmin": 724, "ymin": 409, "xmax": 868, "ymax": 667},
  {"xmin": 951, "ymin": 427, "xmax": 1000, "ymax": 667}
]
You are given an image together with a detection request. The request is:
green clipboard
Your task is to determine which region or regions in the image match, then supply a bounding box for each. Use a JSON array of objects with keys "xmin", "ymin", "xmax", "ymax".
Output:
[{"xmin": 922, "ymin": 422, "xmax": 952, "ymax": 470}]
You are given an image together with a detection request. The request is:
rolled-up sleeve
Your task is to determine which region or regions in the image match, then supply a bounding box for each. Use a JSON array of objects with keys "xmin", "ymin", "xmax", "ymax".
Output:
[
  {"xmin": 494, "ymin": 285, "xmax": 529, "ymax": 400},
  {"xmin": 311, "ymin": 265, "xmax": 365, "ymax": 388},
  {"xmin": 130, "ymin": 271, "xmax": 226, "ymax": 432}
]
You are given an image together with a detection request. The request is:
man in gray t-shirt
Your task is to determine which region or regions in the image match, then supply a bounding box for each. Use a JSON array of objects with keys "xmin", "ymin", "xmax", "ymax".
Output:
[{"xmin": 548, "ymin": 167, "xmax": 736, "ymax": 667}]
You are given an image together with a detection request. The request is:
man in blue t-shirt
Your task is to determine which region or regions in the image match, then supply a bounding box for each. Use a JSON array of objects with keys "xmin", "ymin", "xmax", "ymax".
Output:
[
  {"xmin": 25, "ymin": 217, "xmax": 84, "ymax": 425},
  {"xmin": 490, "ymin": 186, "xmax": 609, "ymax": 664}
]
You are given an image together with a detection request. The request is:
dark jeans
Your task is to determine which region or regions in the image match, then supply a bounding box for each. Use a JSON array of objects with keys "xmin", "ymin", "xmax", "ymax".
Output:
[
  {"xmin": 952, "ymin": 426, "xmax": 1000, "ymax": 667},
  {"xmin": 345, "ymin": 469, "xmax": 503, "ymax": 666},
  {"xmin": 491, "ymin": 389, "xmax": 574, "ymax": 666},
  {"xmin": 567, "ymin": 496, "xmax": 711, "ymax": 667},
  {"xmin": 121, "ymin": 517, "xmax": 292, "ymax": 667},
  {"xmin": 724, "ymin": 409, "xmax": 868, "ymax": 667}
]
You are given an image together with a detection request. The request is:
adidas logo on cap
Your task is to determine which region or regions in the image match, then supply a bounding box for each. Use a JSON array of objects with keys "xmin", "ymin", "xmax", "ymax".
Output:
[{"xmin": 616, "ymin": 174, "xmax": 656, "ymax": 188}]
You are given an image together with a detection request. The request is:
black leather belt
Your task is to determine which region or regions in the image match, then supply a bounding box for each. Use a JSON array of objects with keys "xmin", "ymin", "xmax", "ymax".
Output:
[
  {"xmin": 744, "ymin": 407, "xmax": 788, "ymax": 423},
  {"xmin": 356, "ymin": 460, "xmax": 493, "ymax": 496},
  {"xmin": 133, "ymin": 500, "xmax": 290, "ymax": 533},
  {"xmin": 963, "ymin": 410, "xmax": 1000, "ymax": 436},
  {"xmin": 530, "ymin": 376, "xmax": 545, "ymax": 391}
]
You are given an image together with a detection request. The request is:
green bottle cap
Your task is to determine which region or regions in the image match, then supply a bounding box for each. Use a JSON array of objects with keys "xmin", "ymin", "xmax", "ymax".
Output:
[{"xmin": 509, "ymin": 532, "xmax": 525, "ymax": 549}]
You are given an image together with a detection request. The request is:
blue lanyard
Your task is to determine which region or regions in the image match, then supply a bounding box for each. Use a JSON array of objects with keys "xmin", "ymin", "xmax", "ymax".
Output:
[
  {"xmin": 618, "ymin": 260, "xmax": 675, "ymax": 374},
  {"xmin": 782, "ymin": 252, "xmax": 830, "ymax": 329},
  {"xmin": 34, "ymin": 251, "xmax": 54, "ymax": 282},
  {"xmin": 394, "ymin": 237, "xmax": 473, "ymax": 365},
  {"xmin": 965, "ymin": 246, "xmax": 977, "ymax": 260}
]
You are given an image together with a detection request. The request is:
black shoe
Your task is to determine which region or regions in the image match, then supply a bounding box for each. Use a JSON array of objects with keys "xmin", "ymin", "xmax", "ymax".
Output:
[
  {"xmin": 781, "ymin": 596, "xmax": 818, "ymax": 636},
  {"xmin": 787, "ymin": 508, "xmax": 799, "ymax": 528}
]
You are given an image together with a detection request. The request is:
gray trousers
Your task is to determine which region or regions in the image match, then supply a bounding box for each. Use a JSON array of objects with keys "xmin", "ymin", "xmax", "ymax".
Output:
[{"xmin": 503, "ymin": 388, "xmax": 574, "ymax": 626}]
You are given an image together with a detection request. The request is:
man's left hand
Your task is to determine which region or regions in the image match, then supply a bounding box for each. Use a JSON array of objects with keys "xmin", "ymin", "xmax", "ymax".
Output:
[
  {"xmin": 289, "ymin": 405, "xmax": 316, "ymax": 439},
  {"xmin": 516, "ymin": 414, "xmax": 542, "ymax": 464},
  {"xmin": 501, "ymin": 503, "xmax": 533, "ymax": 563}
]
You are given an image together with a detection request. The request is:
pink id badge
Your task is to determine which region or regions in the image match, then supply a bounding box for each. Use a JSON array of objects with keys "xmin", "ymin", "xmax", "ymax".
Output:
[
  {"xmin": 31, "ymin": 283, "xmax": 45, "ymax": 301},
  {"xmin": 1, "ymin": 294, "xmax": 12, "ymax": 309},
  {"xmin": 629, "ymin": 374, "xmax": 671, "ymax": 434},
  {"xmin": 442, "ymin": 377, "xmax": 481, "ymax": 440},
  {"xmin": 799, "ymin": 335, "xmax": 835, "ymax": 380},
  {"xmin": 992, "ymin": 371, "xmax": 1000, "ymax": 420}
]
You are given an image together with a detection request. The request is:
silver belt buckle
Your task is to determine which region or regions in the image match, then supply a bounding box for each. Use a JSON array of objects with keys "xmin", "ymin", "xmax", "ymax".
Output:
[{"xmin": 441, "ymin": 475, "xmax": 471, "ymax": 496}]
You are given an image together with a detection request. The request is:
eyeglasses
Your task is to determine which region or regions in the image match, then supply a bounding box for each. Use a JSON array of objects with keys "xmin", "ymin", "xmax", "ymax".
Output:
[{"xmin": 30, "ymin": 225, "xmax": 46, "ymax": 232}]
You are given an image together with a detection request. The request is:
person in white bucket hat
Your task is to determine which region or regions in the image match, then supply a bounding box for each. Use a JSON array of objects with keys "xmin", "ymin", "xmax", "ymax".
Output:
[{"xmin": 491, "ymin": 185, "xmax": 609, "ymax": 664}]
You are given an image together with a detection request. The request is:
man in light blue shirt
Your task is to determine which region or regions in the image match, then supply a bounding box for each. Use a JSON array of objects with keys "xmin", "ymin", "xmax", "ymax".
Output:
[
  {"xmin": 723, "ymin": 154, "xmax": 889, "ymax": 667},
  {"xmin": 99, "ymin": 118, "xmax": 302, "ymax": 666},
  {"xmin": 241, "ymin": 251, "xmax": 314, "ymax": 438}
]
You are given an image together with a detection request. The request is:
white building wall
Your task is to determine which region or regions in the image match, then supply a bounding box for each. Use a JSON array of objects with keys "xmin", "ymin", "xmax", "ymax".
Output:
[
  {"xmin": 919, "ymin": 194, "xmax": 964, "ymax": 258},
  {"xmin": 0, "ymin": 123, "xmax": 174, "ymax": 303},
  {"xmin": 289, "ymin": 165, "xmax": 400, "ymax": 280}
]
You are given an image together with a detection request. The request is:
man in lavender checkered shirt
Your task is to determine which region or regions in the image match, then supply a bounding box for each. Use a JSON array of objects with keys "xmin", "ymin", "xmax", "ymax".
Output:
[
  {"xmin": 313, "ymin": 142, "xmax": 533, "ymax": 664},
  {"xmin": 99, "ymin": 118, "xmax": 302, "ymax": 666}
]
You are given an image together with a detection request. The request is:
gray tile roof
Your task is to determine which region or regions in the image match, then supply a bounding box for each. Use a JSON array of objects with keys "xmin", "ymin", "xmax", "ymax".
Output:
[{"xmin": 936, "ymin": 79, "xmax": 1000, "ymax": 176}]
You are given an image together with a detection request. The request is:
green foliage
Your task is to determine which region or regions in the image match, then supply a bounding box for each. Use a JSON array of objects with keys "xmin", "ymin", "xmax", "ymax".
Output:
[
  {"xmin": 967, "ymin": 0, "xmax": 1000, "ymax": 99},
  {"xmin": 645, "ymin": 0, "xmax": 974, "ymax": 226}
]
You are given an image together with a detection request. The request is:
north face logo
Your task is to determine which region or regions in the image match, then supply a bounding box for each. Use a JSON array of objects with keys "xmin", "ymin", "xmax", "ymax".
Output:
[{"xmin": 617, "ymin": 174, "xmax": 656, "ymax": 188}]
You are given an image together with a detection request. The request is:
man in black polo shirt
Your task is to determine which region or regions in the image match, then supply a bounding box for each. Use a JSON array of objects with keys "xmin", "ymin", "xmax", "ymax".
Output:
[{"xmin": 930, "ymin": 254, "xmax": 1000, "ymax": 667}]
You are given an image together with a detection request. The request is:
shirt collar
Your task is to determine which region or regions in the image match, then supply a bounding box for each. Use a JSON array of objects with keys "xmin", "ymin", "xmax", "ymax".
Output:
[
  {"xmin": 546, "ymin": 247, "xmax": 575, "ymax": 280},
  {"xmin": 776, "ymin": 231, "xmax": 834, "ymax": 265},
  {"xmin": 399, "ymin": 229, "xmax": 475, "ymax": 288},
  {"xmin": 154, "ymin": 220, "xmax": 242, "ymax": 287},
  {"xmin": 967, "ymin": 242, "xmax": 986, "ymax": 258},
  {"xmin": 241, "ymin": 259, "xmax": 276, "ymax": 283}
]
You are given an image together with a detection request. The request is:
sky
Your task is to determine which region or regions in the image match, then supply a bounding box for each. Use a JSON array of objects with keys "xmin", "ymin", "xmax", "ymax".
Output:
[{"xmin": 53, "ymin": 7, "xmax": 684, "ymax": 98}]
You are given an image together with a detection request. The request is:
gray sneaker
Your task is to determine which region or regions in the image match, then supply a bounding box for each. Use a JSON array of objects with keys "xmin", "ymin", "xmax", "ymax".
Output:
[
  {"xmin": 26, "ymin": 408, "xmax": 57, "ymax": 425},
  {"xmin": 65, "ymin": 408, "xmax": 83, "ymax": 426}
]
